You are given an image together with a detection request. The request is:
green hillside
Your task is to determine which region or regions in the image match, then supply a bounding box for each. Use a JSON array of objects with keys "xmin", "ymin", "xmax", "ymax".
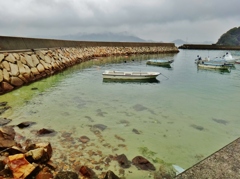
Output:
[{"xmin": 216, "ymin": 26, "xmax": 240, "ymax": 46}]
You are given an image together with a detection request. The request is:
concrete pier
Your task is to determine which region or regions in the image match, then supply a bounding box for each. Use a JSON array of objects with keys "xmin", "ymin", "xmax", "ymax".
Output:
[
  {"xmin": 175, "ymin": 137, "xmax": 240, "ymax": 178},
  {"xmin": 178, "ymin": 44, "xmax": 240, "ymax": 50}
]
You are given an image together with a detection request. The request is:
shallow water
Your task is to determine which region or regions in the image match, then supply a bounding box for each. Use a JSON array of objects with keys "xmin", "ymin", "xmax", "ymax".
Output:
[{"xmin": 1, "ymin": 49, "xmax": 240, "ymax": 178}]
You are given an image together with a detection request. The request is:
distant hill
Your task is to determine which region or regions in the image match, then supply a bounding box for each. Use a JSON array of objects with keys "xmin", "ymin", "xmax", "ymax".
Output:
[
  {"xmin": 216, "ymin": 26, "xmax": 240, "ymax": 46},
  {"xmin": 57, "ymin": 32, "xmax": 146, "ymax": 42},
  {"xmin": 171, "ymin": 39, "xmax": 187, "ymax": 46}
]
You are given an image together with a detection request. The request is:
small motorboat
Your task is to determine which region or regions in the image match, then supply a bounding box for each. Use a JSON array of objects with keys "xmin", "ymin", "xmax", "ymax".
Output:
[
  {"xmin": 146, "ymin": 59, "xmax": 174, "ymax": 67},
  {"xmin": 197, "ymin": 62, "xmax": 230, "ymax": 70},
  {"xmin": 235, "ymin": 60, "xmax": 240, "ymax": 64},
  {"xmin": 195, "ymin": 52, "xmax": 236, "ymax": 67},
  {"xmin": 102, "ymin": 70, "xmax": 160, "ymax": 80}
]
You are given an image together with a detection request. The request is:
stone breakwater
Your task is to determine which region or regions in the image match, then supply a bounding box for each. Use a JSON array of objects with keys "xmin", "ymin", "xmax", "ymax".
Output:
[{"xmin": 0, "ymin": 45, "xmax": 178, "ymax": 94}]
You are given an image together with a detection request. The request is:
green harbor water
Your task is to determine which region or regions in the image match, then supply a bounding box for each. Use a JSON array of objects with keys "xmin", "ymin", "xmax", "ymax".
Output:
[{"xmin": 1, "ymin": 49, "xmax": 240, "ymax": 178}]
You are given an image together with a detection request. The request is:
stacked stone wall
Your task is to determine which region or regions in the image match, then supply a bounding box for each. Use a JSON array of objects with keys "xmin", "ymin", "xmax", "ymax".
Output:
[{"xmin": 0, "ymin": 45, "xmax": 179, "ymax": 94}]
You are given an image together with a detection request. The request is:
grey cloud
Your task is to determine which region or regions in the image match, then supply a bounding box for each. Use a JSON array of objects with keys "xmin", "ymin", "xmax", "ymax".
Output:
[{"xmin": 0, "ymin": 0, "xmax": 239, "ymax": 42}]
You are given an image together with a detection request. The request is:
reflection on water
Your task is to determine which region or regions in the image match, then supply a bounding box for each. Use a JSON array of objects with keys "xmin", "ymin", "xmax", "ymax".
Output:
[
  {"xmin": 102, "ymin": 78, "xmax": 160, "ymax": 84},
  {"xmin": 0, "ymin": 50, "xmax": 240, "ymax": 178},
  {"xmin": 197, "ymin": 67, "xmax": 232, "ymax": 74}
]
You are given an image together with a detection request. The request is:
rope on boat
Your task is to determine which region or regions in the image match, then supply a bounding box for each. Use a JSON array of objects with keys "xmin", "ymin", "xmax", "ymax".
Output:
[{"xmin": 159, "ymin": 73, "xmax": 169, "ymax": 80}]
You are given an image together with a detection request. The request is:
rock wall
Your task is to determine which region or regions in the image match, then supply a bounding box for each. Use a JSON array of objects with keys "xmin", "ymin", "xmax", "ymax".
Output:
[{"xmin": 0, "ymin": 45, "xmax": 179, "ymax": 94}]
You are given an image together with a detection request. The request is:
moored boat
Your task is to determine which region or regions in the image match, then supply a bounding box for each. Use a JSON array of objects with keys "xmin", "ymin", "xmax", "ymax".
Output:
[
  {"xmin": 146, "ymin": 59, "xmax": 174, "ymax": 66},
  {"xmin": 197, "ymin": 62, "xmax": 230, "ymax": 70},
  {"xmin": 102, "ymin": 70, "xmax": 160, "ymax": 80},
  {"xmin": 195, "ymin": 52, "xmax": 236, "ymax": 66},
  {"xmin": 235, "ymin": 60, "xmax": 240, "ymax": 64}
]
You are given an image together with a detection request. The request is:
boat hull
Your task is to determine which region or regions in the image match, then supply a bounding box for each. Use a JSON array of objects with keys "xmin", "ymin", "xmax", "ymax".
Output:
[
  {"xmin": 102, "ymin": 71, "xmax": 160, "ymax": 80},
  {"xmin": 146, "ymin": 59, "xmax": 173, "ymax": 66},
  {"xmin": 197, "ymin": 63, "xmax": 229, "ymax": 70}
]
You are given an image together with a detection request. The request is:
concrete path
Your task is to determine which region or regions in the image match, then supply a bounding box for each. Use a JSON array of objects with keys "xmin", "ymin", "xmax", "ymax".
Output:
[{"xmin": 175, "ymin": 137, "xmax": 240, "ymax": 179}]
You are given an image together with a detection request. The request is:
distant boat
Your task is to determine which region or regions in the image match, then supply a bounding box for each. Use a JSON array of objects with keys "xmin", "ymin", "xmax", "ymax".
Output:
[
  {"xmin": 236, "ymin": 60, "xmax": 240, "ymax": 64},
  {"xmin": 102, "ymin": 70, "xmax": 160, "ymax": 80},
  {"xmin": 146, "ymin": 59, "xmax": 174, "ymax": 67}
]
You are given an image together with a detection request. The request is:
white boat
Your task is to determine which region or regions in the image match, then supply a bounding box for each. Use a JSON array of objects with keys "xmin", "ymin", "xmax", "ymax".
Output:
[
  {"xmin": 195, "ymin": 56, "xmax": 210, "ymax": 63},
  {"xmin": 236, "ymin": 60, "xmax": 240, "ymax": 64},
  {"xmin": 197, "ymin": 62, "xmax": 230, "ymax": 70},
  {"xmin": 102, "ymin": 70, "xmax": 160, "ymax": 80},
  {"xmin": 146, "ymin": 59, "xmax": 174, "ymax": 66}
]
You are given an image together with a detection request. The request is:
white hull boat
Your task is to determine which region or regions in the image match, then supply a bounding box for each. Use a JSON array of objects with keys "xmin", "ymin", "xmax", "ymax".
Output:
[
  {"xmin": 146, "ymin": 59, "xmax": 174, "ymax": 66},
  {"xmin": 102, "ymin": 70, "xmax": 160, "ymax": 80},
  {"xmin": 197, "ymin": 63, "xmax": 230, "ymax": 70},
  {"xmin": 235, "ymin": 60, "xmax": 240, "ymax": 64},
  {"xmin": 195, "ymin": 52, "xmax": 236, "ymax": 66}
]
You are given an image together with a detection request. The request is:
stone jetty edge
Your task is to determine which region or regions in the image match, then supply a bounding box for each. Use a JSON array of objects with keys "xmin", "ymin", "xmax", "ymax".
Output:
[{"xmin": 0, "ymin": 36, "xmax": 179, "ymax": 94}]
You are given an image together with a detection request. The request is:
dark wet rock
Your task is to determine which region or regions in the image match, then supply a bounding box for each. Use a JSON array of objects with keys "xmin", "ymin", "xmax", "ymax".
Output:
[
  {"xmin": 212, "ymin": 118, "xmax": 228, "ymax": 125},
  {"xmin": 0, "ymin": 168, "xmax": 13, "ymax": 178},
  {"xmin": 54, "ymin": 171, "xmax": 79, "ymax": 179},
  {"xmin": 0, "ymin": 118, "xmax": 12, "ymax": 126},
  {"xmin": 190, "ymin": 124, "xmax": 204, "ymax": 131},
  {"xmin": 103, "ymin": 170, "xmax": 120, "ymax": 179},
  {"xmin": 79, "ymin": 135, "xmax": 90, "ymax": 143},
  {"xmin": 36, "ymin": 128, "xmax": 56, "ymax": 136},
  {"xmin": 79, "ymin": 165, "xmax": 96, "ymax": 178},
  {"xmin": 0, "ymin": 160, "xmax": 5, "ymax": 171},
  {"xmin": 16, "ymin": 121, "xmax": 36, "ymax": 129},
  {"xmin": 132, "ymin": 156, "xmax": 156, "ymax": 171},
  {"xmin": 92, "ymin": 124, "xmax": 107, "ymax": 131},
  {"xmin": 132, "ymin": 128, "xmax": 141, "ymax": 134},
  {"xmin": 7, "ymin": 146, "xmax": 26, "ymax": 155},
  {"xmin": 132, "ymin": 104, "xmax": 148, "ymax": 111},
  {"xmin": 115, "ymin": 154, "xmax": 131, "ymax": 168}
]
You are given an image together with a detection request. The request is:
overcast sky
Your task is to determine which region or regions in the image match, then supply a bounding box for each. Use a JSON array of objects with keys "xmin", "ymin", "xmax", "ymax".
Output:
[{"xmin": 0, "ymin": 0, "xmax": 239, "ymax": 43}]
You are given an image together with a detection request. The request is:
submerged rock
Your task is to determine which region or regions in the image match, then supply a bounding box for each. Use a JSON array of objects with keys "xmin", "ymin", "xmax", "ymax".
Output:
[
  {"xmin": 0, "ymin": 102, "xmax": 7, "ymax": 107},
  {"xmin": 79, "ymin": 135, "xmax": 90, "ymax": 143},
  {"xmin": 36, "ymin": 128, "xmax": 56, "ymax": 136},
  {"xmin": 79, "ymin": 165, "xmax": 96, "ymax": 178},
  {"xmin": 55, "ymin": 171, "xmax": 79, "ymax": 179},
  {"xmin": 132, "ymin": 128, "xmax": 141, "ymax": 134},
  {"xmin": 92, "ymin": 124, "xmax": 107, "ymax": 131},
  {"xmin": 103, "ymin": 170, "xmax": 120, "ymax": 179},
  {"xmin": 16, "ymin": 121, "xmax": 36, "ymax": 129},
  {"xmin": 132, "ymin": 156, "xmax": 156, "ymax": 171},
  {"xmin": 115, "ymin": 154, "xmax": 131, "ymax": 168},
  {"xmin": 0, "ymin": 106, "xmax": 11, "ymax": 115},
  {"xmin": 0, "ymin": 118, "xmax": 12, "ymax": 126}
]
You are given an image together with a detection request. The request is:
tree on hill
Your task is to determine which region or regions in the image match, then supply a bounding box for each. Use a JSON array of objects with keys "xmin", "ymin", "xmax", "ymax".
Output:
[{"xmin": 216, "ymin": 26, "xmax": 240, "ymax": 46}]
